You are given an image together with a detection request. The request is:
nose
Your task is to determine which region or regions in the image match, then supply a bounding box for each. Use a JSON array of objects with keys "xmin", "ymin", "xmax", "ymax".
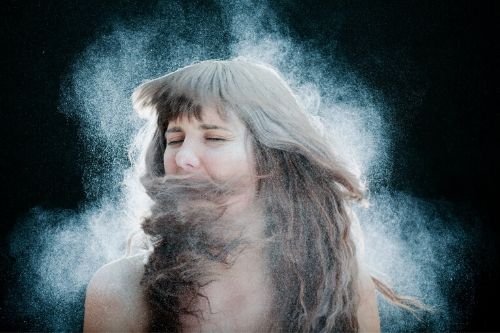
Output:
[{"xmin": 175, "ymin": 143, "xmax": 201, "ymax": 172}]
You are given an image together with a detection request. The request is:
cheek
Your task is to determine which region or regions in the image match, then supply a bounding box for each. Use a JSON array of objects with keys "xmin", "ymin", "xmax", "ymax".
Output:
[
  {"xmin": 204, "ymin": 145, "xmax": 254, "ymax": 180},
  {"xmin": 163, "ymin": 150, "xmax": 176, "ymax": 174}
]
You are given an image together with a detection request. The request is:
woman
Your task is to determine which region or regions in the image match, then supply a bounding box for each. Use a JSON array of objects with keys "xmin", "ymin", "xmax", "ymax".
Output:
[{"xmin": 84, "ymin": 59, "xmax": 383, "ymax": 332}]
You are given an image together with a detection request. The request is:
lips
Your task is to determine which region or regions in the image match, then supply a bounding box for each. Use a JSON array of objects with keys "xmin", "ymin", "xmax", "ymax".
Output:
[{"xmin": 175, "ymin": 171, "xmax": 210, "ymax": 180}]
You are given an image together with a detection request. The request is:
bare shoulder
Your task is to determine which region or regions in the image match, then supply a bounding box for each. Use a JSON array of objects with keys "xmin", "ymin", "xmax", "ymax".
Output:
[
  {"xmin": 357, "ymin": 265, "xmax": 381, "ymax": 332},
  {"xmin": 83, "ymin": 253, "xmax": 150, "ymax": 332}
]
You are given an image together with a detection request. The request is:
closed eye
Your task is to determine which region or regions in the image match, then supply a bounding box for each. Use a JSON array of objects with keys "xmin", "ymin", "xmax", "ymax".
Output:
[
  {"xmin": 167, "ymin": 140, "xmax": 184, "ymax": 146},
  {"xmin": 206, "ymin": 137, "xmax": 227, "ymax": 142}
]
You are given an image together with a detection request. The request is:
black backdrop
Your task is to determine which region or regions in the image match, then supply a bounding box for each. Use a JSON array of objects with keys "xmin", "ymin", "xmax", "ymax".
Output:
[{"xmin": 1, "ymin": 0, "xmax": 498, "ymax": 331}]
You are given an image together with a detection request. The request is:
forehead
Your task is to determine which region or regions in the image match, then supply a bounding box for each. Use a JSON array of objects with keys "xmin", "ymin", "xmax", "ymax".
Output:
[{"xmin": 167, "ymin": 106, "xmax": 244, "ymax": 130}]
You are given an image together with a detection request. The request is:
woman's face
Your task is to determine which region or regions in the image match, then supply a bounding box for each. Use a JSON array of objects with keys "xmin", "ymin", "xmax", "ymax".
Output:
[{"xmin": 163, "ymin": 106, "xmax": 254, "ymax": 183}]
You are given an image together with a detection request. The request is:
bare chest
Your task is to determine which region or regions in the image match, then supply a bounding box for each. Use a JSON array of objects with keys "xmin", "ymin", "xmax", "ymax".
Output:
[{"xmin": 180, "ymin": 250, "xmax": 273, "ymax": 333}]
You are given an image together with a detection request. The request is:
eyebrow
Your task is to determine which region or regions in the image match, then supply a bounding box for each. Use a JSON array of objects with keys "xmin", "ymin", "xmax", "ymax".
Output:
[{"xmin": 165, "ymin": 124, "xmax": 232, "ymax": 133}]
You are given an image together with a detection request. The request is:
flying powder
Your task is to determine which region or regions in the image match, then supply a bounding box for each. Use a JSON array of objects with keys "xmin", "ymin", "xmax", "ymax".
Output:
[{"xmin": 9, "ymin": 1, "xmax": 477, "ymax": 331}]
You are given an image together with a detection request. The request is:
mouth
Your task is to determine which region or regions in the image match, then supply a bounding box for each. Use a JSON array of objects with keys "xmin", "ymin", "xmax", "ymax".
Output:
[{"xmin": 175, "ymin": 172, "xmax": 211, "ymax": 180}]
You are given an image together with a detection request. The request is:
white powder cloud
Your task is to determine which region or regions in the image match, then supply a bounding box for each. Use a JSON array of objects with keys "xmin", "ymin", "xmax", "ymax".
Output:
[{"xmin": 9, "ymin": 1, "xmax": 476, "ymax": 330}]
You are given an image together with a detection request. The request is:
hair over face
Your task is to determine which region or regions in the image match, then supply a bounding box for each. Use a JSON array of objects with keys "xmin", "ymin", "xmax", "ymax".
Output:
[{"xmin": 133, "ymin": 58, "xmax": 365, "ymax": 332}]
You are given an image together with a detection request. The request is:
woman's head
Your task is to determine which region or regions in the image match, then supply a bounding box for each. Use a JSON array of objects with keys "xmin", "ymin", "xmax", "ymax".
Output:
[
  {"xmin": 133, "ymin": 58, "xmax": 362, "ymax": 199},
  {"xmin": 134, "ymin": 59, "xmax": 364, "ymax": 331}
]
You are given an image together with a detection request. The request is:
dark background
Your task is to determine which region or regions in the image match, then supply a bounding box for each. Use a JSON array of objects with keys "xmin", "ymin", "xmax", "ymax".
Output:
[{"xmin": 1, "ymin": 0, "xmax": 497, "ymax": 331}]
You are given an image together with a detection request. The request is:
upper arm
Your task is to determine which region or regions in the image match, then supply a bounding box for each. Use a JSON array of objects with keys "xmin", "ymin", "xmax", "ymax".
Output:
[
  {"xmin": 83, "ymin": 256, "xmax": 149, "ymax": 332},
  {"xmin": 83, "ymin": 267, "xmax": 127, "ymax": 332},
  {"xmin": 357, "ymin": 268, "xmax": 381, "ymax": 333}
]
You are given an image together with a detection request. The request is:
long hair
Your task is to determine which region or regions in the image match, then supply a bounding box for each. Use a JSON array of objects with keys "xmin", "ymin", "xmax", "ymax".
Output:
[{"xmin": 133, "ymin": 59, "xmax": 368, "ymax": 332}]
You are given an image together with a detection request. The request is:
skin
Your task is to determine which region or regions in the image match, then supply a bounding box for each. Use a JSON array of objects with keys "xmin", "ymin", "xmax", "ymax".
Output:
[
  {"xmin": 83, "ymin": 107, "xmax": 380, "ymax": 332},
  {"xmin": 163, "ymin": 107, "xmax": 254, "ymax": 182},
  {"xmin": 84, "ymin": 256, "xmax": 379, "ymax": 332}
]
